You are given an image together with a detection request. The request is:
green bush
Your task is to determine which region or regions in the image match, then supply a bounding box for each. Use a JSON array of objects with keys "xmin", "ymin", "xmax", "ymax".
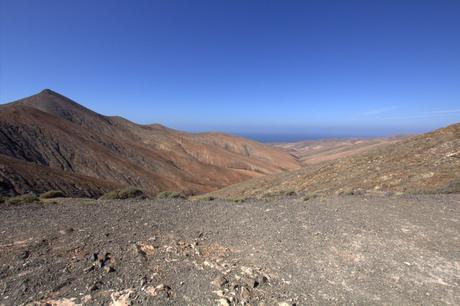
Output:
[
  {"xmin": 157, "ymin": 191, "xmax": 185, "ymax": 199},
  {"xmin": 40, "ymin": 190, "xmax": 66, "ymax": 199},
  {"xmin": 99, "ymin": 187, "xmax": 146, "ymax": 200},
  {"xmin": 7, "ymin": 194, "xmax": 40, "ymax": 205}
]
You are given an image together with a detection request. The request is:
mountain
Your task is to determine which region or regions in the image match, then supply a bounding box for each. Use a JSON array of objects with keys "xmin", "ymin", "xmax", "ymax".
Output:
[
  {"xmin": 0, "ymin": 89, "xmax": 300, "ymax": 197},
  {"xmin": 210, "ymin": 123, "xmax": 460, "ymax": 199},
  {"xmin": 273, "ymin": 137, "xmax": 405, "ymax": 165}
]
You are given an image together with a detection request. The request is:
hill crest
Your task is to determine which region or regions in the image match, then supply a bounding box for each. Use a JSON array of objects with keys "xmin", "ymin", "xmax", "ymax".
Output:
[
  {"xmin": 210, "ymin": 122, "xmax": 460, "ymax": 199},
  {"xmin": 0, "ymin": 89, "xmax": 300, "ymax": 197}
]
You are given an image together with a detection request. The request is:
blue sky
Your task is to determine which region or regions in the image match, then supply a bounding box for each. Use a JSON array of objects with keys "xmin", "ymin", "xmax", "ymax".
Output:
[{"xmin": 1, "ymin": 0, "xmax": 459, "ymax": 140}]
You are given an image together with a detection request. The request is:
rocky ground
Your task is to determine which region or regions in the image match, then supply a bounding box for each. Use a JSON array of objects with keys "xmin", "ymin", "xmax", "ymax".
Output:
[{"xmin": 0, "ymin": 195, "xmax": 459, "ymax": 305}]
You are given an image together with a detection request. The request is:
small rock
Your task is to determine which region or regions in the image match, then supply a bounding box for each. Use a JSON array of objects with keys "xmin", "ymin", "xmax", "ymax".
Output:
[
  {"xmin": 212, "ymin": 290, "xmax": 225, "ymax": 297},
  {"xmin": 229, "ymin": 282, "xmax": 239, "ymax": 290},
  {"xmin": 90, "ymin": 253, "xmax": 98, "ymax": 261},
  {"xmin": 110, "ymin": 289, "xmax": 133, "ymax": 306},
  {"xmin": 257, "ymin": 275, "xmax": 269, "ymax": 285},
  {"xmin": 89, "ymin": 284, "xmax": 99, "ymax": 291},
  {"xmin": 18, "ymin": 250, "xmax": 30, "ymax": 260},
  {"xmin": 59, "ymin": 228, "xmax": 74, "ymax": 235},
  {"xmin": 243, "ymin": 277, "xmax": 259, "ymax": 288},
  {"xmin": 20, "ymin": 282, "xmax": 28, "ymax": 293},
  {"xmin": 97, "ymin": 259, "xmax": 105, "ymax": 268},
  {"xmin": 218, "ymin": 298, "xmax": 230, "ymax": 306},
  {"xmin": 240, "ymin": 286, "xmax": 251, "ymax": 301},
  {"xmin": 149, "ymin": 284, "xmax": 172, "ymax": 298},
  {"xmin": 140, "ymin": 276, "xmax": 148, "ymax": 287},
  {"xmin": 240, "ymin": 266, "xmax": 254, "ymax": 276},
  {"xmin": 211, "ymin": 275, "xmax": 228, "ymax": 289},
  {"xmin": 87, "ymin": 281, "xmax": 102, "ymax": 291}
]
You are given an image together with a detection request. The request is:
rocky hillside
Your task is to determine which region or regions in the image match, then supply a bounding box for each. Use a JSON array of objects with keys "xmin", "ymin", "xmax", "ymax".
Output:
[
  {"xmin": 211, "ymin": 123, "xmax": 460, "ymax": 199},
  {"xmin": 0, "ymin": 89, "xmax": 299, "ymax": 197}
]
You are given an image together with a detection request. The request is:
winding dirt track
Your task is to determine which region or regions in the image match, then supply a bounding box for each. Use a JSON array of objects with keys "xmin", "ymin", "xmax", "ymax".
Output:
[{"xmin": 1, "ymin": 195, "xmax": 459, "ymax": 305}]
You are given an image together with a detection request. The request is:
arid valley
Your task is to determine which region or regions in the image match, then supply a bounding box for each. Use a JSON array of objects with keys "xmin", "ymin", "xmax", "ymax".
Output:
[
  {"xmin": 1, "ymin": 1, "xmax": 460, "ymax": 305},
  {"xmin": 0, "ymin": 90, "xmax": 459, "ymax": 305}
]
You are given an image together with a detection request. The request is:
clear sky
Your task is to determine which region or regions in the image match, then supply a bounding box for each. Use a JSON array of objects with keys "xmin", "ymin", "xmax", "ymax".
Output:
[{"xmin": 1, "ymin": 0, "xmax": 459, "ymax": 140}]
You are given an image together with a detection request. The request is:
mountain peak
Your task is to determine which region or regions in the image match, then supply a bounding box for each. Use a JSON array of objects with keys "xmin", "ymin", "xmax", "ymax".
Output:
[
  {"xmin": 40, "ymin": 88, "xmax": 56, "ymax": 95},
  {"xmin": 37, "ymin": 88, "xmax": 74, "ymax": 102},
  {"xmin": 3, "ymin": 88, "xmax": 106, "ymax": 126}
]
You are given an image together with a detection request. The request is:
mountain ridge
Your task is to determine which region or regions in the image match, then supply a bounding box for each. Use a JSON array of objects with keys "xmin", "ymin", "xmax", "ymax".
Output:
[
  {"xmin": 0, "ymin": 89, "xmax": 300, "ymax": 196},
  {"xmin": 210, "ymin": 122, "xmax": 460, "ymax": 199}
]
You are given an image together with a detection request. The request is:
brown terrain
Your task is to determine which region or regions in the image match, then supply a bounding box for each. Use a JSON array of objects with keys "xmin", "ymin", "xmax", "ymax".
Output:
[
  {"xmin": 1, "ymin": 90, "xmax": 459, "ymax": 306},
  {"xmin": 0, "ymin": 89, "xmax": 299, "ymax": 197},
  {"xmin": 1, "ymin": 194, "xmax": 459, "ymax": 305},
  {"xmin": 273, "ymin": 137, "xmax": 405, "ymax": 165},
  {"xmin": 211, "ymin": 122, "xmax": 460, "ymax": 199}
]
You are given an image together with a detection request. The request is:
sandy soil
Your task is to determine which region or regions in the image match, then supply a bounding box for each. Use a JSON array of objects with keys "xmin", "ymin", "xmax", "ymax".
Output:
[{"xmin": 1, "ymin": 195, "xmax": 459, "ymax": 305}]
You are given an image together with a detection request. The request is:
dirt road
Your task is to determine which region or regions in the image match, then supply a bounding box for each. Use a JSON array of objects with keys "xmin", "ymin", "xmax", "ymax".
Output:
[{"xmin": 1, "ymin": 195, "xmax": 459, "ymax": 305}]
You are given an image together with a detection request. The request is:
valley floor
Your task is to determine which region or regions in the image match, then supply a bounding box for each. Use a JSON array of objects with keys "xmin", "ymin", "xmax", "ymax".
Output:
[{"xmin": 1, "ymin": 195, "xmax": 459, "ymax": 305}]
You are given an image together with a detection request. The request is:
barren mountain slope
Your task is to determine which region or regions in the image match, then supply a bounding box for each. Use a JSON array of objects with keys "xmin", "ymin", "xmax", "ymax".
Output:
[
  {"xmin": 274, "ymin": 137, "xmax": 405, "ymax": 165},
  {"xmin": 0, "ymin": 154, "xmax": 120, "ymax": 198},
  {"xmin": 211, "ymin": 123, "xmax": 460, "ymax": 199},
  {"xmin": 0, "ymin": 89, "xmax": 299, "ymax": 196}
]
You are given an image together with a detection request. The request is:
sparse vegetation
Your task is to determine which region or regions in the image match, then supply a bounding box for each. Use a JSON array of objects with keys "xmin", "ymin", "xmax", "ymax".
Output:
[
  {"xmin": 442, "ymin": 177, "xmax": 460, "ymax": 193},
  {"xmin": 99, "ymin": 187, "xmax": 146, "ymax": 200},
  {"xmin": 340, "ymin": 189, "xmax": 355, "ymax": 196},
  {"xmin": 261, "ymin": 192, "xmax": 275, "ymax": 198},
  {"xmin": 40, "ymin": 190, "xmax": 66, "ymax": 199},
  {"xmin": 340, "ymin": 188, "xmax": 365, "ymax": 196},
  {"xmin": 6, "ymin": 194, "xmax": 40, "ymax": 205},
  {"xmin": 157, "ymin": 191, "xmax": 186, "ymax": 199},
  {"xmin": 262, "ymin": 190, "xmax": 297, "ymax": 198},
  {"xmin": 195, "ymin": 195, "xmax": 215, "ymax": 201},
  {"xmin": 303, "ymin": 193, "xmax": 319, "ymax": 201},
  {"xmin": 283, "ymin": 190, "xmax": 297, "ymax": 196}
]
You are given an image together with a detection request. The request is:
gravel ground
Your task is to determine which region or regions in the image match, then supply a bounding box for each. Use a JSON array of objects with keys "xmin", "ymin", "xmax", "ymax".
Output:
[{"xmin": 0, "ymin": 194, "xmax": 459, "ymax": 305}]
